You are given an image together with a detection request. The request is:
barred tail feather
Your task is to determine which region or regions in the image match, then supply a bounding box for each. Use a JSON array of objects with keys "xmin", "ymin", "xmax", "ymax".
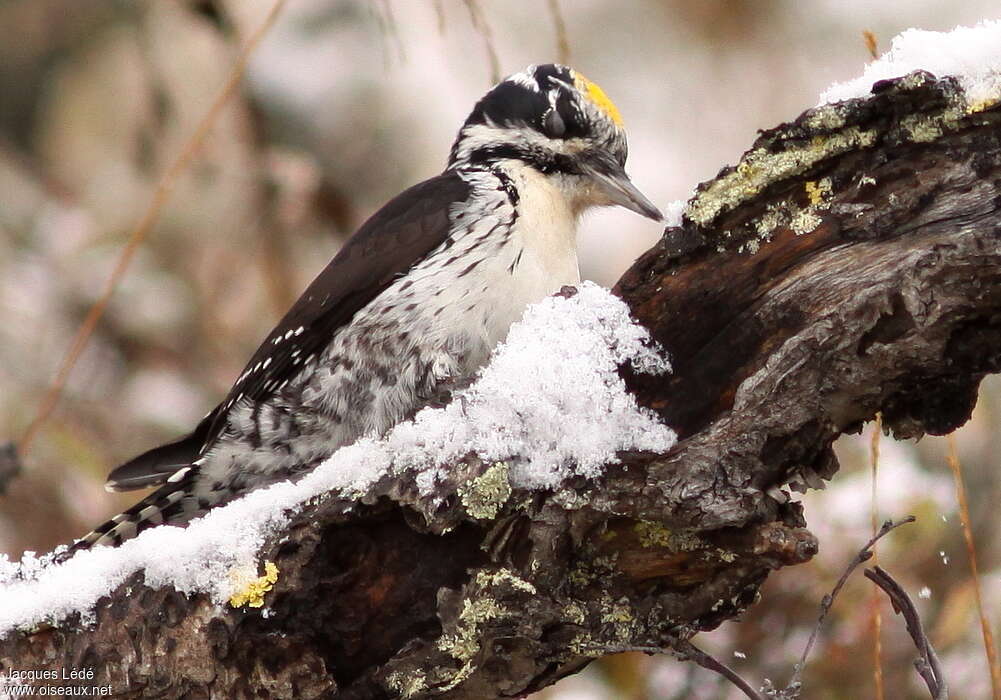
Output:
[{"xmin": 64, "ymin": 467, "xmax": 206, "ymax": 558}]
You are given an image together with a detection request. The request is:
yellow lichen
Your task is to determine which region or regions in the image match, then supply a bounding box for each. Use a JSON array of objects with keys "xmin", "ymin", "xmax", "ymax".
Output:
[
  {"xmin": 804, "ymin": 178, "xmax": 832, "ymax": 206},
  {"xmin": 634, "ymin": 520, "xmax": 672, "ymax": 548},
  {"xmin": 967, "ymin": 96, "xmax": 1000, "ymax": 113},
  {"xmin": 228, "ymin": 561, "xmax": 279, "ymax": 608}
]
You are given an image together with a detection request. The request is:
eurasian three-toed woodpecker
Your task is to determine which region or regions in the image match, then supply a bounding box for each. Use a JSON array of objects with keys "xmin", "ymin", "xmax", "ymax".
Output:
[{"xmin": 74, "ymin": 63, "xmax": 661, "ymax": 551}]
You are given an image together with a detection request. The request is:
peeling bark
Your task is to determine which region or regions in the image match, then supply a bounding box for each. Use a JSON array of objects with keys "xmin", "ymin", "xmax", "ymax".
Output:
[{"xmin": 4, "ymin": 71, "xmax": 1001, "ymax": 698}]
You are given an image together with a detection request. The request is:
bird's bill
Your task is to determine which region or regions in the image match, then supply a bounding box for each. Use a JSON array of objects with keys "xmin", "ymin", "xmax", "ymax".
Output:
[{"xmin": 588, "ymin": 165, "xmax": 662, "ymax": 221}]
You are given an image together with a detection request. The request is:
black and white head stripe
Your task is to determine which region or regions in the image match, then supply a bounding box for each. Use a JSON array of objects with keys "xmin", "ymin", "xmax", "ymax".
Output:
[{"xmin": 448, "ymin": 64, "xmax": 627, "ymax": 171}]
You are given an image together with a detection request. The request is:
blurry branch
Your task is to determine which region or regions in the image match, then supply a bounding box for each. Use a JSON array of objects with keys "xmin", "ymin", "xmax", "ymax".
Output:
[
  {"xmin": 373, "ymin": 0, "xmax": 406, "ymax": 66},
  {"xmin": 673, "ymin": 641, "xmax": 764, "ymax": 700},
  {"xmin": 14, "ymin": 0, "xmax": 288, "ymax": 460},
  {"xmin": 547, "ymin": 0, "xmax": 571, "ymax": 65},
  {"xmin": 864, "ymin": 567, "xmax": 947, "ymax": 700},
  {"xmin": 0, "ymin": 443, "xmax": 19, "ymax": 495},
  {"xmin": 946, "ymin": 436, "xmax": 1001, "ymax": 696},
  {"xmin": 784, "ymin": 518, "xmax": 915, "ymax": 695},
  {"xmin": 623, "ymin": 520, "xmax": 921, "ymax": 700},
  {"xmin": 869, "ymin": 413, "xmax": 885, "ymax": 700},
  {"xmin": 433, "ymin": 0, "xmax": 446, "ymax": 35},
  {"xmin": 463, "ymin": 0, "xmax": 501, "ymax": 84},
  {"xmin": 0, "ymin": 133, "xmax": 76, "ymax": 203},
  {"xmin": 5, "ymin": 72, "xmax": 1001, "ymax": 699}
]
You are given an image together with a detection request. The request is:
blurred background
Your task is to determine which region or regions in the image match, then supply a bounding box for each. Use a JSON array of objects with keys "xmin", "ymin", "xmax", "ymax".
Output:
[{"xmin": 1, "ymin": 1, "xmax": 999, "ymax": 698}]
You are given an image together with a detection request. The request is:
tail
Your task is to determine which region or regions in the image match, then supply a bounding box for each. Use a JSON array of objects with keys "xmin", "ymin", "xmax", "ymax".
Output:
[{"xmin": 62, "ymin": 466, "xmax": 207, "ymax": 560}]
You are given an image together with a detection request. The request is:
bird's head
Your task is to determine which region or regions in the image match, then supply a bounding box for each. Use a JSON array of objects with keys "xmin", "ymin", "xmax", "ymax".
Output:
[{"xmin": 448, "ymin": 63, "xmax": 661, "ymax": 221}]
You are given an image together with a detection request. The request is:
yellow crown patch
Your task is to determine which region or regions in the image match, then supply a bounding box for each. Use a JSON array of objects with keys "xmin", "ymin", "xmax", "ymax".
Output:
[{"xmin": 573, "ymin": 71, "xmax": 624, "ymax": 127}]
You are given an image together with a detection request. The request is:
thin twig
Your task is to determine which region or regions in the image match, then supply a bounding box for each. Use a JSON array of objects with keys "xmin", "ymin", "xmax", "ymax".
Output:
[
  {"xmin": 462, "ymin": 0, "xmax": 501, "ymax": 84},
  {"xmin": 870, "ymin": 413, "xmax": 885, "ymax": 700},
  {"xmin": 865, "ymin": 566, "xmax": 948, "ymax": 699},
  {"xmin": 580, "ymin": 640, "xmax": 764, "ymax": 700},
  {"xmin": 0, "ymin": 442, "xmax": 20, "ymax": 494},
  {"xmin": 674, "ymin": 640, "xmax": 764, "ymax": 700},
  {"xmin": 786, "ymin": 516, "xmax": 916, "ymax": 692},
  {"xmin": 16, "ymin": 0, "xmax": 288, "ymax": 458},
  {"xmin": 946, "ymin": 435, "xmax": 1001, "ymax": 698},
  {"xmin": 547, "ymin": 0, "xmax": 571, "ymax": 65}
]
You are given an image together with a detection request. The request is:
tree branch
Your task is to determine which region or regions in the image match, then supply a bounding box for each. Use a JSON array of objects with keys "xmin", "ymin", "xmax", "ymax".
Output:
[{"xmin": 3, "ymin": 71, "xmax": 1000, "ymax": 698}]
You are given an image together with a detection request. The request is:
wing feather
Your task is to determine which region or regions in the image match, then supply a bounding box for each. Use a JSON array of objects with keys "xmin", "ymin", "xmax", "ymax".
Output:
[{"xmin": 106, "ymin": 170, "xmax": 472, "ymax": 488}]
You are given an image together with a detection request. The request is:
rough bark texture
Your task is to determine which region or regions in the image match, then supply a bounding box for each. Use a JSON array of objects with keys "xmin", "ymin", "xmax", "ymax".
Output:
[{"xmin": 4, "ymin": 71, "xmax": 1001, "ymax": 698}]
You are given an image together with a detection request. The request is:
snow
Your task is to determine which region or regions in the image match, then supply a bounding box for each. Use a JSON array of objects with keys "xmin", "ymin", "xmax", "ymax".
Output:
[
  {"xmin": 0, "ymin": 283, "xmax": 674, "ymax": 635},
  {"xmin": 661, "ymin": 199, "xmax": 686, "ymax": 229},
  {"xmin": 820, "ymin": 19, "xmax": 1001, "ymax": 106}
]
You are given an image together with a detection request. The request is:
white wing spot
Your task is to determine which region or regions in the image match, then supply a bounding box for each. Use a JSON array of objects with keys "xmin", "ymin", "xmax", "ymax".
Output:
[{"xmin": 167, "ymin": 467, "xmax": 191, "ymax": 483}]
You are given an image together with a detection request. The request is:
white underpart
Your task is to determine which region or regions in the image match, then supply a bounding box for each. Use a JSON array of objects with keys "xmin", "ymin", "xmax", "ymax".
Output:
[
  {"xmin": 820, "ymin": 19, "xmax": 1001, "ymax": 106},
  {"xmin": 194, "ymin": 163, "xmax": 585, "ymax": 501},
  {"xmin": 480, "ymin": 161, "xmax": 581, "ymax": 337},
  {"xmin": 0, "ymin": 284, "xmax": 674, "ymax": 634}
]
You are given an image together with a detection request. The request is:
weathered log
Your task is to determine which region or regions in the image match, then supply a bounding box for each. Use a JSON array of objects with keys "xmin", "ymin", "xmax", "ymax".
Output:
[{"xmin": 3, "ymin": 71, "xmax": 1000, "ymax": 699}]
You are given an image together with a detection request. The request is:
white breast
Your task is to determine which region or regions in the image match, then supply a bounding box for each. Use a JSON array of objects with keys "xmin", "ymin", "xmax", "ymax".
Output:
[
  {"xmin": 348, "ymin": 164, "xmax": 582, "ymax": 380},
  {"xmin": 450, "ymin": 161, "xmax": 581, "ymax": 363}
]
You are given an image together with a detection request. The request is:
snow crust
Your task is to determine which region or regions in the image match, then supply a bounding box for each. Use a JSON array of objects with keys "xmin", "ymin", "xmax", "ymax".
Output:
[
  {"xmin": 820, "ymin": 19, "xmax": 1001, "ymax": 106},
  {"xmin": 0, "ymin": 283, "xmax": 674, "ymax": 635}
]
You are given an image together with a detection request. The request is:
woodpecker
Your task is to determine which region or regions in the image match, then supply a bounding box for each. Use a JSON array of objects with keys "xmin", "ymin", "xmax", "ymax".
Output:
[{"xmin": 74, "ymin": 64, "xmax": 661, "ymax": 552}]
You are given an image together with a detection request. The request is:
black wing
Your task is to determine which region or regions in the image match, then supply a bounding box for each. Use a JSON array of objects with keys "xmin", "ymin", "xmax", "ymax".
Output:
[{"xmin": 106, "ymin": 171, "xmax": 471, "ymax": 490}]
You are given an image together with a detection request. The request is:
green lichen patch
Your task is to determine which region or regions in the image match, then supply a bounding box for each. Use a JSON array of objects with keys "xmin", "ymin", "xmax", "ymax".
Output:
[
  {"xmin": 634, "ymin": 520, "xmax": 672, "ymax": 548},
  {"xmin": 475, "ymin": 568, "xmax": 536, "ymax": 595},
  {"xmin": 562, "ymin": 601, "xmax": 586, "ymax": 625},
  {"xmin": 437, "ymin": 597, "xmax": 506, "ymax": 661},
  {"xmin": 685, "ymin": 126, "xmax": 877, "ymax": 227},
  {"xmin": 684, "ymin": 72, "xmax": 985, "ymax": 237},
  {"xmin": 386, "ymin": 670, "xmax": 428, "ymax": 699},
  {"xmin": 459, "ymin": 461, "xmax": 512, "ymax": 520}
]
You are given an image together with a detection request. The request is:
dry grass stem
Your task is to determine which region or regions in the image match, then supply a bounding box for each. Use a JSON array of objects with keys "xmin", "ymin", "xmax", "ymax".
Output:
[
  {"xmin": 547, "ymin": 0, "xmax": 571, "ymax": 65},
  {"xmin": 946, "ymin": 434, "xmax": 1001, "ymax": 699},
  {"xmin": 870, "ymin": 413, "xmax": 885, "ymax": 700},
  {"xmin": 463, "ymin": 0, "xmax": 502, "ymax": 84},
  {"xmin": 17, "ymin": 0, "xmax": 289, "ymax": 457},
  {"xmin": 863, "ymin": 30, "xmax": 879, "ymax": 60}
]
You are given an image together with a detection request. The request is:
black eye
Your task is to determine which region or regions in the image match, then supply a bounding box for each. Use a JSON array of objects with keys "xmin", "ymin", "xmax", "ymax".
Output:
[{"xmin": 542, "ymin": 108, "xmax": 566, "ymax": 138}]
